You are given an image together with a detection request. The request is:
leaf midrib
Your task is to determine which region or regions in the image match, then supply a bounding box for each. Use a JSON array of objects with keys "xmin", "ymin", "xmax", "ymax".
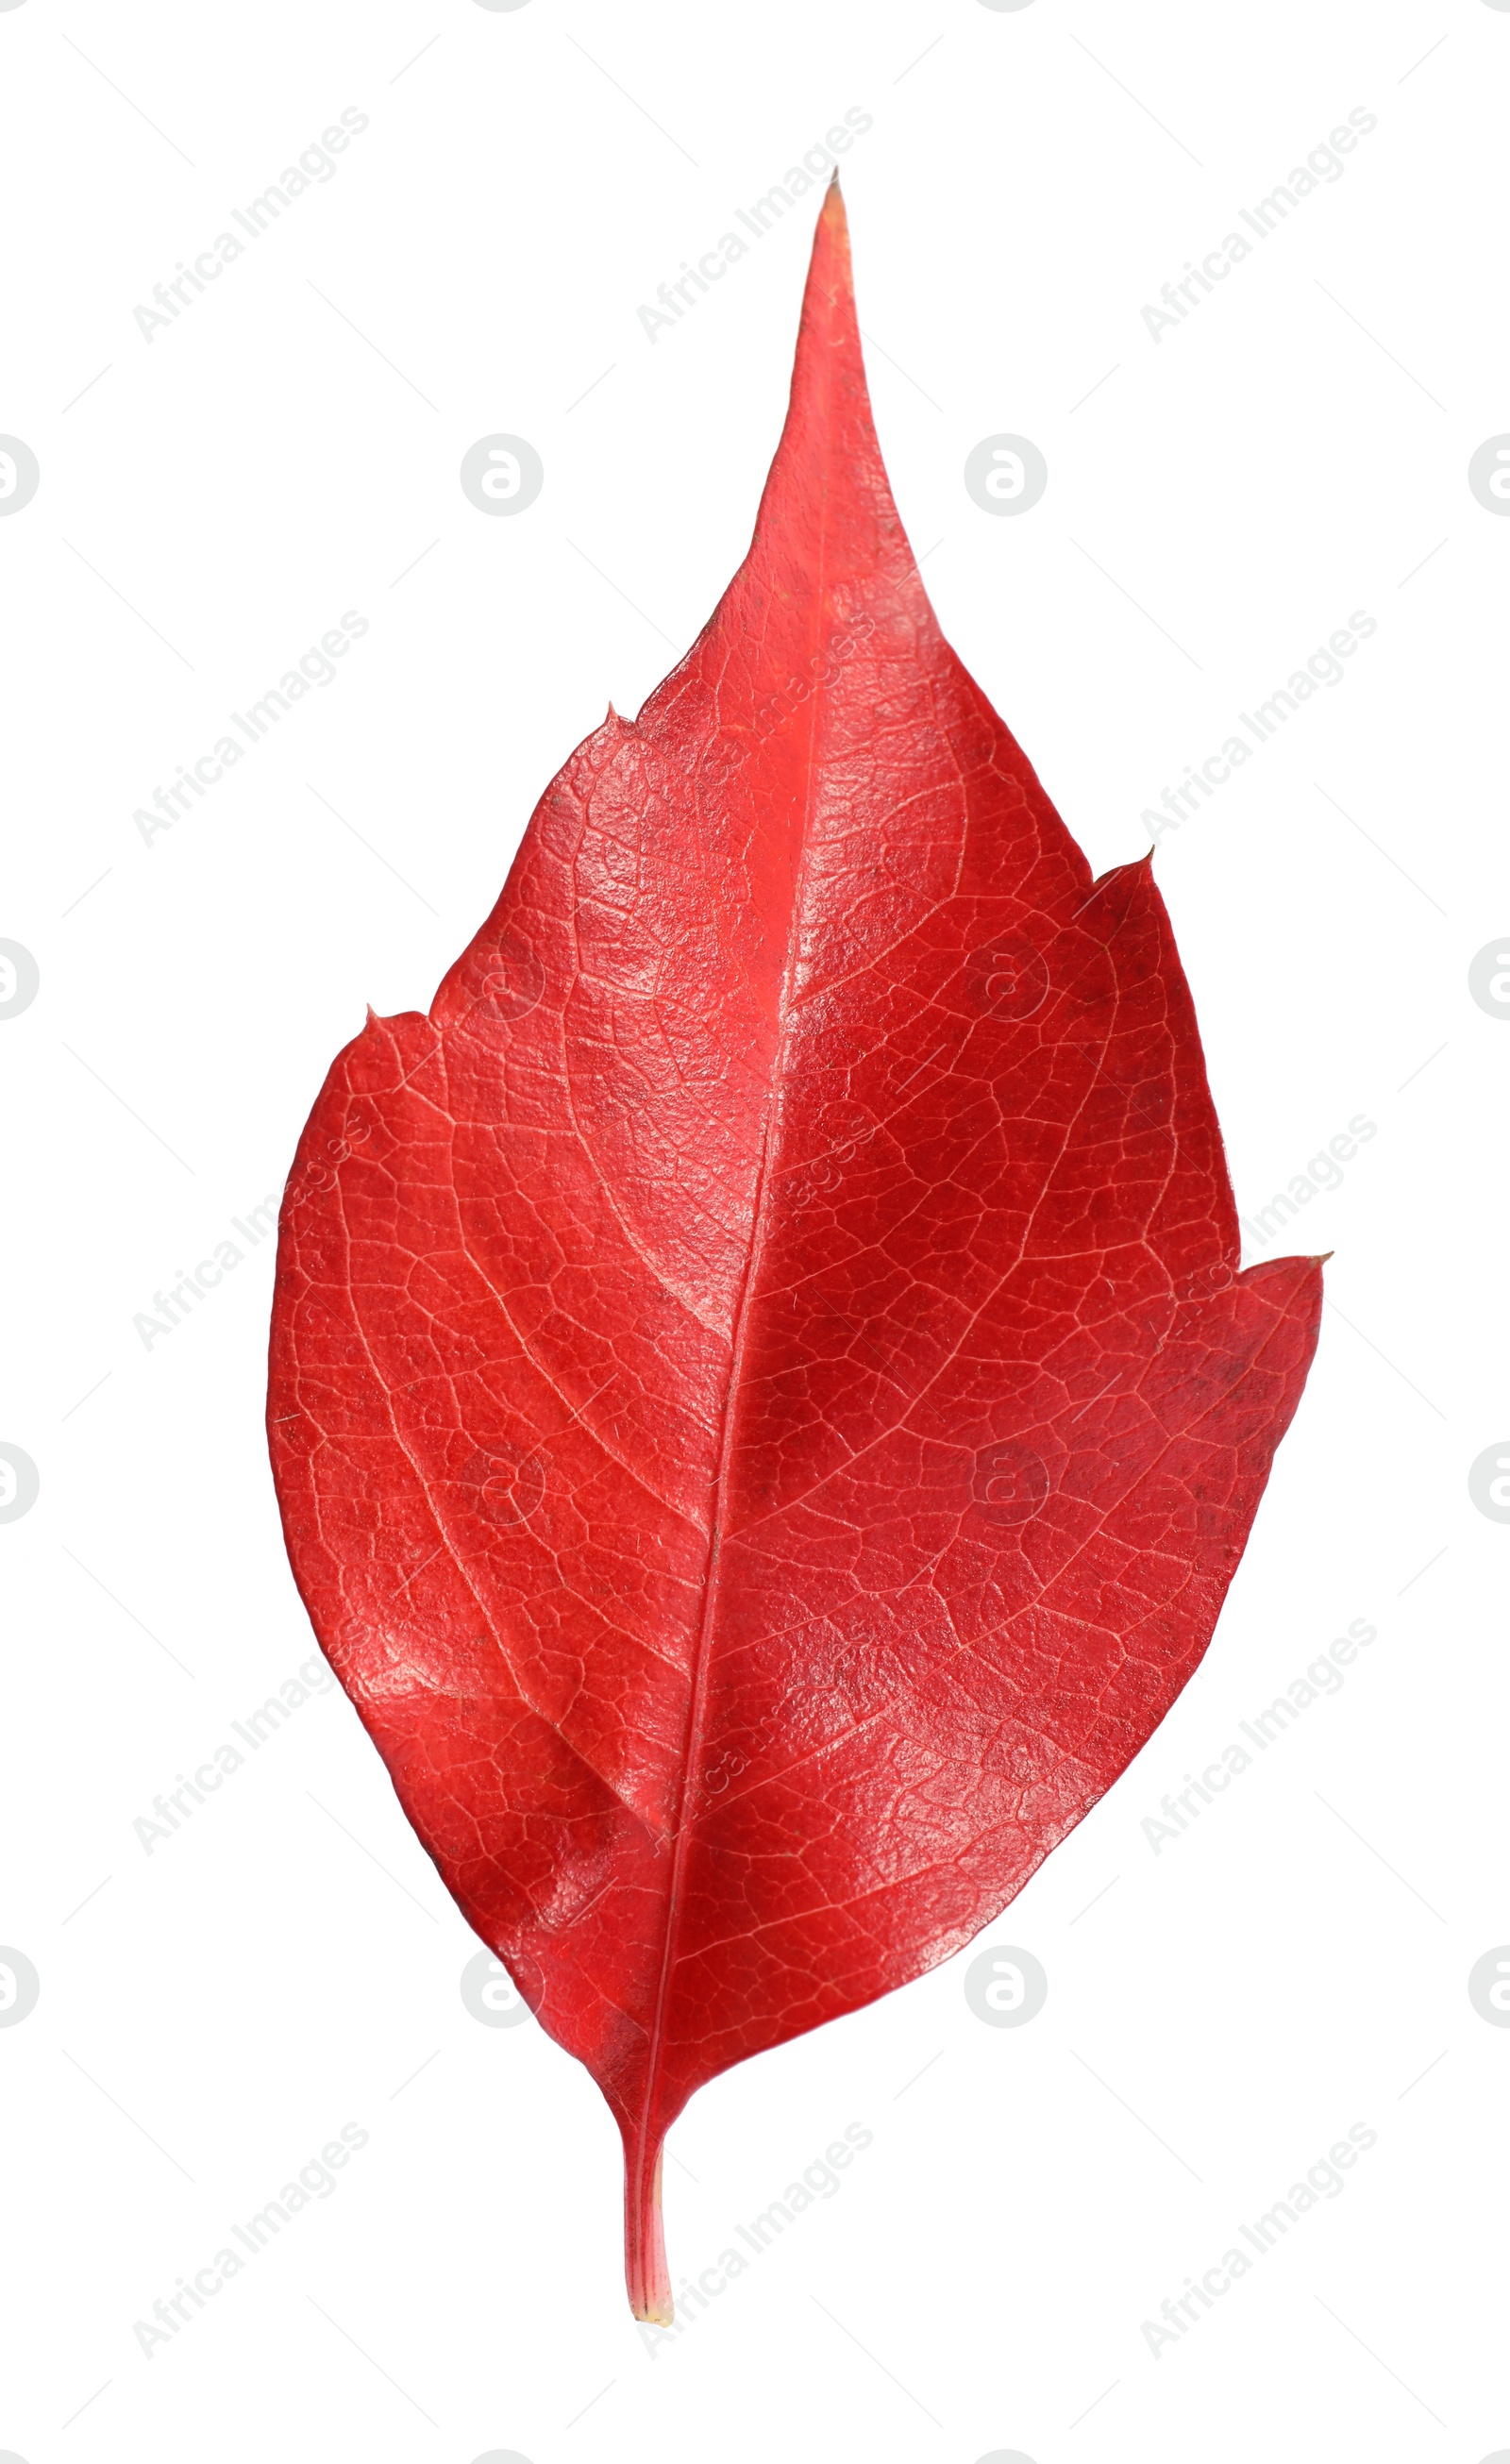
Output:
[{"xmin": 635, "ymin": 369, "xmax": 838, "ymax": 2149}]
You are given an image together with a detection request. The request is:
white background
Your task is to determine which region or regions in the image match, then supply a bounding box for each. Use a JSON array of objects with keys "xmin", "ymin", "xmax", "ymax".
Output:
[{"xmin": 1, "ymin": 2, "xmax": 1506, "ymax": 2458}]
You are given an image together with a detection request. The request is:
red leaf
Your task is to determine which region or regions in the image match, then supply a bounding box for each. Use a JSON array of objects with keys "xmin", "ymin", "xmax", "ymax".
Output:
[{"xmin": 268, "ymin": 181, "xmax": 1322, "ymax": 2320}]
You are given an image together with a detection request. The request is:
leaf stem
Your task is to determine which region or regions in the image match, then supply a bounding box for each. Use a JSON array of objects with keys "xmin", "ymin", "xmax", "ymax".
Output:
[{"xmin": 625, "ymin": 2139, "xmax": 672, "ymax": 2323}]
